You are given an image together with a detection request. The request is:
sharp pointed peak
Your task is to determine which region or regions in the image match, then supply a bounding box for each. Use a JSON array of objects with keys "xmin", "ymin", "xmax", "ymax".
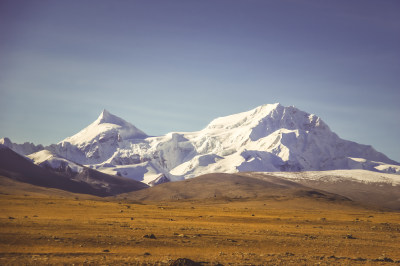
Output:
[
  {"xmin": 0, "ymin": 137, "xmax": 12, "ymax": 146},
  {"xmin": 92, "ymin": 109, "xmax": 147, "ymax": 136},
  {"xmin": 95, "ymin": 109, "xmax": 125, "ymax": 125},
  {"xmin": 62, "ymin": 109, "xmax": 148, "ymax": 144},
  {"xmin": 98, "ymin": 108, "xmax": 111, "ymax": 119},
  {"xmin": 102, "ymin": 108, "xmax": 111, "ymax": 115},
  {"xmin": 92, "ymin": 110, "xmax": 122, "ymax": 128}
]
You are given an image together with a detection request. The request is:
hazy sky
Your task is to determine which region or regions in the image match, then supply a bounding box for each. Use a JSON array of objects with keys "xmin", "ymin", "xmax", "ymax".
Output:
[{"xmin": 1, "ymin": 0, "xmax": 399, "ymax": 162}]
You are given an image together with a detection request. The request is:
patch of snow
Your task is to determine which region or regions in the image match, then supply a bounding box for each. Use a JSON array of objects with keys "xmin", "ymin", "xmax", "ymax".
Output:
[
  {"xmin": 148, "ymin": 174, "xmax": 170, "ymax": 186},
  {"xmin": 28, "ymin": 150, "xmax": 83, "ymax": 173},
  {"xmin": 263, "ymin": 169, "xmax": 400, "ymax": 186}
]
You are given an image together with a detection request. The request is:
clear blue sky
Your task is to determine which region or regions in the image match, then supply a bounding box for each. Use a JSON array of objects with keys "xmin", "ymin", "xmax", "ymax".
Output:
[{"xmin": 1, "ymin": 0, "xmax": 399, "ymax": 162}]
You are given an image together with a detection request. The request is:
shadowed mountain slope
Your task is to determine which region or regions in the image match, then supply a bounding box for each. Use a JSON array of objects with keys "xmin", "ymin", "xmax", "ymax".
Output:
[{"xmin": 0, "ymin": 145, "xmax": 148, "ymax": 196}]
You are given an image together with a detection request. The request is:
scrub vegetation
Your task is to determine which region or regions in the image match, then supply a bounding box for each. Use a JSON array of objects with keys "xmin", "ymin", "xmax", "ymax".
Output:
[{"xmin": 1, "ymin": 188, "xmax": 399, "ymax": 265}]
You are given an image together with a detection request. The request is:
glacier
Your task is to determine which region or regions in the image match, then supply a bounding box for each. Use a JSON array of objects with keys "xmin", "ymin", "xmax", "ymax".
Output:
[{"xmin": 1, "ymin": 103, "xmax": 399, "ymax": 185}]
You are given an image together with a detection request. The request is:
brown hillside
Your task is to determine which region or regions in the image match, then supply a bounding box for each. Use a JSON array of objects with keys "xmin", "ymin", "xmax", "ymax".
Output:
[{"xmin": 123, "ymin": 172, "xmax": 350, "ymax": 203}]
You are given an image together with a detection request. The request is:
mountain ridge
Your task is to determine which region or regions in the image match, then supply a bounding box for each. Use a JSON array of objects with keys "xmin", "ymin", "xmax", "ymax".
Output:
[{"xmin": 1, "ymin": 103, "xmax": 399, "ymax": 185}]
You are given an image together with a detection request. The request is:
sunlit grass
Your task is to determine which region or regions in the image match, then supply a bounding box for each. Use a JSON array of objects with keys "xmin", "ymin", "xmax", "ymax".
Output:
[{"xmin": 1, "ymin": 194, "xmax": 399, "ymax": 264}]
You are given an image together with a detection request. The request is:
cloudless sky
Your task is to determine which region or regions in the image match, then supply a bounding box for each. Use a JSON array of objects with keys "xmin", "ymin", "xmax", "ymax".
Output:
[{"xmin": 0, "ymin": 0, "xmax": 399, "ymax": 162}]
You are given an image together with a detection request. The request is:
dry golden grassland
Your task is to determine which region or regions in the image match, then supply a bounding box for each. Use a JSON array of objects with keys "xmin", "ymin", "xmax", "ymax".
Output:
[{"xmin": 1, "ymin": 194, "xmax": 400, "ymax": 265}]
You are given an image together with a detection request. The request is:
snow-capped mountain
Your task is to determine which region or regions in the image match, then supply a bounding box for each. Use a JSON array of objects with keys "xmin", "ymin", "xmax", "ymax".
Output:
[
  {"xmin": 49, "ymin": 109, "xmax": 148, "ymax": 165},
  {"xmin": 63, "ymin": 109, "xmax": 147, "ymax": 146},
  {"xmin": 2, "ymin": 103, "xmax": 399, "ymax": 185}
]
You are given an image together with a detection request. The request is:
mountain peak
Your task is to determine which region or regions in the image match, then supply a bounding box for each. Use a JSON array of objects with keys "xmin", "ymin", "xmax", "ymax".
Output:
[
  {"xmin": 0, "ymin": 137, "xmax": 12, "ymax": 147},
  {"xmin": 254, "ymin": 102, "xmax": 283, "ymax": 114},
  {"xmin": 61, "ymin": 110, "xmax": 147, "ymax": 147},
  {"xmin": 96, "ymin": 109, "xmax": 129, "ymax": 127},
  {"xmin": 205, "ymin": 103, "xmax": 284, "ymax": 131},
  {"xmin": 260, "ymin": 102, "xmax": 281, "ymax": 109},
  {"xmin": 99, "ymin": 109, "xmax": 111, "ymax": 118}
]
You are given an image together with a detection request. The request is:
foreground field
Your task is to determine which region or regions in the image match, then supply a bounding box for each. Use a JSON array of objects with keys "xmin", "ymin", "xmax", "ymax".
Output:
[{"xmin": 1, "ymin": 194, "xmax": 400, "ymax": 265}]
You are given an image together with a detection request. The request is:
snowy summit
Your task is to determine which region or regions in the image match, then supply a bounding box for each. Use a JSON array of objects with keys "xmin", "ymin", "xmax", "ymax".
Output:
[
  {"xmin": 2, "ymin": 103, "xmax": 400, "ymax": 185},
  {"xmin": 62, "ymin": 109, "xmax": 147, "ymax": 146}
]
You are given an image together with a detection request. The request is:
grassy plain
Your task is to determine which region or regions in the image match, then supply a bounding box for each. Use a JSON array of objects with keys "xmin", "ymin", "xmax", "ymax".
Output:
[{"xmin": 1, "ymin": 193, "xmax": 400, "ymax": 265}]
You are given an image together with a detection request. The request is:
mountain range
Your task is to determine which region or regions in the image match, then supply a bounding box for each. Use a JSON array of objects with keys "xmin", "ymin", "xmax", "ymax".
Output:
[
  {"xmin": 1, "ymin": 103, "xmax": 399, "ymax": 187},
  {"xmin": 2, "ymin": 103, "xmax": 400, "ymax": 209}
]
